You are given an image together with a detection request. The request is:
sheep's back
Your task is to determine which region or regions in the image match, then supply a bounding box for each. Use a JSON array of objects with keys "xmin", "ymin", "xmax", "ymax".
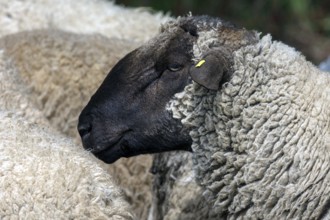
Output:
[{"xmin": 0, "ymin": 0, "xmax": 170, "ymax": 42}]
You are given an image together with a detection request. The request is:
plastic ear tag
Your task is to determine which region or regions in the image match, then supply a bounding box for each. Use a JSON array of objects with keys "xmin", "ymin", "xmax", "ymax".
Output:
[{"xmin": 195, "ymin": 59, "xmax": 206, "ymax": 68}]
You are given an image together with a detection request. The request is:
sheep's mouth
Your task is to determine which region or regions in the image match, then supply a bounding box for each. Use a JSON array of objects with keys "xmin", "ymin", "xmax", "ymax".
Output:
[
  {"xmin": 92, "ymin": 139, "xmax": 124, "ymax": 163},
  {"xmin": 91, "ymin": 136, "xmax": 124, "ymax": 154},
  {"xmin": 92, "ymin": 131, "xmax": 133, "ymax": 163}
]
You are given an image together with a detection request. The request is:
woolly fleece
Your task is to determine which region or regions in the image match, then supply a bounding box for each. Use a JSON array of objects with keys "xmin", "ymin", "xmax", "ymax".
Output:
[
  {"xmin": 0, "ymin": 50, "xmax": 47, "ymax": 126},
  {"xmin": 169, "ymin": 31, "xmax": 330, "ymax": 219},
  {"xmin": 0, "ymin": 29, "xmax": 139, "ymax": 138},
  {"xmin": 0, "ymin": 1, "xmax": 170, "ymax": 218},
  {"xmin": 0, "ymin": 30, "xmax": 152, "ymax": 219},
  {"xmin": 0, "ymin": 110, "xmax": 134, "ymax": 219},
  {"xmin": 0, "ymin": 0, "xmax": 170, "ymax": 42}
]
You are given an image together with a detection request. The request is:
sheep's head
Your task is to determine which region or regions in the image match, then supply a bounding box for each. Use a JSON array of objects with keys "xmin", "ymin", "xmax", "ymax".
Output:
[{"xmin": 78, "ymin": 15, "xmax": 258, "ymax": 163}]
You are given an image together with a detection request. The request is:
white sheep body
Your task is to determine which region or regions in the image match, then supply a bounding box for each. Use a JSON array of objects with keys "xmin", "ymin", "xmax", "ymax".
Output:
[
  {"xmin": 0, "ymin": 30, "xmax": 152, "ymax": 219},
  {"xmin": 0, "ymin": 50, "xmax": 47, "ymax": 126},
  {"xmin": 169, "ymin": 34, "xmax": 330, "ymax": 219},
  {"xmin": 0, "ymin": 29, "xmax": 140, "ymax": 138},
  {"xmin": 0, "ymin": 51, "xmax": 133, "ymax": 219},
  {"xmin": 0, "ymin": 110, "xmax": 134, "ymax": 219},
  {"xmin": 0, "ymin": 0, "xmax": 170, "ymax": 41},
  {"xmin": 0, "ymin": 1, "xmax": 170, "ymax": 218}
]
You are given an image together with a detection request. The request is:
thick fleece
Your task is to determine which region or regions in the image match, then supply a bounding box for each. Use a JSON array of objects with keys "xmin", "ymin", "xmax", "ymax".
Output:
[
  {"xmin": 0, "ymin": 50, "xmax": 47, "ymax": 126},
  {"xmin": 1, "ymin": 1, "xmax": 170, "ymax": 218},
  {"xmin": 0, "ymin": 50, "xmax": 134, "ymax": 219},
  {"xmin": 169, "ymin": 33, "xmax": 330, "ymax": 219},
  {"xmin": 0, "ymin": 29, "xmax": 140, "ymax": 138},
  {"xmin": 0, "ymin": 110, "xmax": 133, "ymax": 219},
  {"xmin": 0, "ymin": 30, "xmax": 153, "ymax": 219},
  {"xmin": 0, "ymin": 0, "xmax": 170, "ymax": 41}
]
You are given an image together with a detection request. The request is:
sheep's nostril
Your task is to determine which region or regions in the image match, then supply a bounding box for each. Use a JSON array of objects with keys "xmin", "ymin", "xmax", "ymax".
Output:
[{"xmin": 78, "ymin": 122, "xmax": 92, "ymax": 139}]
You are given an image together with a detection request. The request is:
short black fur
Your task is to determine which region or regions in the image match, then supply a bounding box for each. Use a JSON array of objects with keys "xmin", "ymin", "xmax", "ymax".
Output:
[{"xmin": 78, "ymin": 26, "xmax": 196, "ymax": 163}]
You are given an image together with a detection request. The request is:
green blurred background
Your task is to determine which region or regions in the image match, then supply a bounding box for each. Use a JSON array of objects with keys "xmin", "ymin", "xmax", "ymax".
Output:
[{"xmin": 115, "ymin": 0, "xmax": 330, "ymax": 64}]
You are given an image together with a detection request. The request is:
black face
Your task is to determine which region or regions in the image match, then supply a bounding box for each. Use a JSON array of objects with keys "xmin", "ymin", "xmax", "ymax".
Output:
[{"xmin": 78, "ymin": 27, "xmax": 196, "ymax": 163}]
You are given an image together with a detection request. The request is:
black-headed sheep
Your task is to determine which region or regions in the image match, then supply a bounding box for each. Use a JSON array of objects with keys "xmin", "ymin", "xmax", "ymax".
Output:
[
  {"xmin": 1, "ymin": 1, "xmax": 171, "ymax": 219},
  {"xmin": 79, "ymin": 15, "xmax": 330, "ymax": 219}
]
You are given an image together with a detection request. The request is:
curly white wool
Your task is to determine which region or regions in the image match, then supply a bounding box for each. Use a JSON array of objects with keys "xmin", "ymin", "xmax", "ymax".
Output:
[
  {"xmin": 0, "ymin": 110, "xmax": 134, "ymax": 219},
  {"xmin": 169, "ymin": 34, "xmax": 330, "ymax": 219},
  {"xmin": 0, "ymin": 51, "xmax": 134, "ymax": 219}
]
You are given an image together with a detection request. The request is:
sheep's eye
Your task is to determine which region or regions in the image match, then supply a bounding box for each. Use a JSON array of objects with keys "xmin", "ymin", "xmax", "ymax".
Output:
[{"xmin": 168, "ymin": 63, "xmax": 183, "ymax": 72}]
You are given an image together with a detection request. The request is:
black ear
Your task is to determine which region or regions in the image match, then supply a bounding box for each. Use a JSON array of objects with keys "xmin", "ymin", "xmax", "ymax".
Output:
[{"xmin": 189, "ymin": 52, "xmax": 227, "ymax": 90}]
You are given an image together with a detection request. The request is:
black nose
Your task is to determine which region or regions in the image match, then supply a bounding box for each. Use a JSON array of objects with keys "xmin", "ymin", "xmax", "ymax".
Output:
[{"xmin": 78, "ymin": 121, "xmax": 92, "ymax": 140}]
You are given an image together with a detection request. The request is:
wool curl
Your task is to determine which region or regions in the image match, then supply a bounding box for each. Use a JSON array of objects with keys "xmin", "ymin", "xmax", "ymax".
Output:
[{"xmin": 169, "ymin": 32, "xmax": 330, "ymax": 219}]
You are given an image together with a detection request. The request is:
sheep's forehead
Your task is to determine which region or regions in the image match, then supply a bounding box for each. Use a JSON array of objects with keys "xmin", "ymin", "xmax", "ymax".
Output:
[
  {"xmin": 160, "ymin": 16, "xmax": 230, "ymax": 62},
  {"xmin": 161, "ymin": 16, "xmax": 258, "ymax": 61},
  {"xmin": 138, "ymin": 16, "xmax": 225, "ymax": 60}
]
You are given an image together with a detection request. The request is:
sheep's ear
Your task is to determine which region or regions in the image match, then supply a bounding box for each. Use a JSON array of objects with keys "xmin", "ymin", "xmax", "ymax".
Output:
[{"xmin": 189, "ymin": 53, "xmax": 225, "ymax": 91}]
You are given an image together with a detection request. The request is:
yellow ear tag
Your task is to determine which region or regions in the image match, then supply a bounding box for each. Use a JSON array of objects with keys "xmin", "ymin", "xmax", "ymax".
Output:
[{"xmin": 195, "ymin": 59, "xmax": 206, "ymax": 68}]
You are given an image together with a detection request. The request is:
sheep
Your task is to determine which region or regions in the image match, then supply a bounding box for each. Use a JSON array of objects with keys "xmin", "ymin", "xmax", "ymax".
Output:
[
  {"xmin": 1, "ymin": 1, "xmax": 172, "ymax": 218},
  {"xmin": 0, "ymin": 0, "xmax": 171, "ymax": 219},
  {"xmin": 0, "ymin": 29, "xmax": 153, "ymax": 219},
  {"xmin": 78, "ymin": 15, "xmax": 330, "ymax": 219},
  {"xmin": 1, "ymin": 1, "xmax": 171, "ymax": 218},
  {"xmin": 0, "ymin": 110, "xmax": 134, "ymax": 219},
  {"xmin": 0, "ymin": 51, "xmax": 134, "ymax": 219},
  {"xmin": 0, "ymin": 0, "xmax": 170, "ymax": 42}
]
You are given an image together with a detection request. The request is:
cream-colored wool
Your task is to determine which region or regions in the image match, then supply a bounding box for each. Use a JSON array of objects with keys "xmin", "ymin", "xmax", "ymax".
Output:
[
  {"xmin": 0, "ymin": 30, "xmax": 153, "ymax": 219},
  {"xmin": 0, "ymin": 50, "xmax": 47, "ymax": 126},
  {"xmin": 0, "ymin": 0, "xmax": 170, "ymax": 41},
  {"xmin": 169, "ymin": 31, "xmax": 330, "ymax": 219},
  {"xmin": 0, "ymin": 29, "xmax": 139, "ymax": 138},
  {"xmin": 0, "ymin": 51, "xmax": 133, "ymax": 219},
  {"xmin": 149, "ymin": 16, "xmax": 255, "ymax": 219},
  {"xmin": 0, "ymin": 1, "xmax": 170, "ymax": 218},
  {"xmin": 0, "ymin": 110, "xmax": 134, "ymax": 219}
]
